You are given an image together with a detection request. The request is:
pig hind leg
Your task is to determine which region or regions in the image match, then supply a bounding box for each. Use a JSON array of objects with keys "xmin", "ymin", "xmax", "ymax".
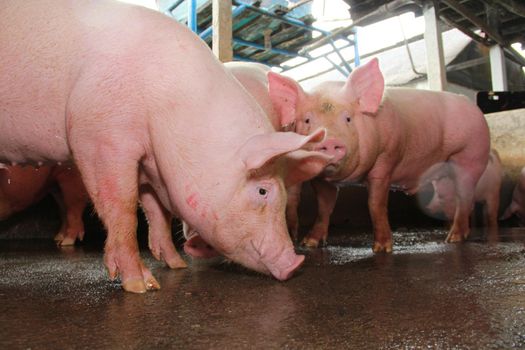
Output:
[
  {"xmin": 54, "ymin": 168, "xmax": 89, "ymax": 246},
  {"xmin": 446, "ymin": 156, "xmax": 488, "ymax": 243},
  {"xmin": 140, "ymin": 186, "xmax": 187, "ymax": 269}
]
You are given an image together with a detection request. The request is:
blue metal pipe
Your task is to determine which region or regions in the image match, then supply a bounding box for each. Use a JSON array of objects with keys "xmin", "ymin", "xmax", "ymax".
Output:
[
  {"xmin": 199, "ymin": 4, "xmax": 247, "ymax": 40},
  {"xmin": 188, "ymin": 0, "xmax": 197, "ymax": 33},
  {"xmin": 166, "ymin": 0, "xmax": 185, "ymax": 13},
  {"xmin": 233, "ymin": 38, "xmax": 310, "ymax": 59},
  {"xmin": 231, "ymin": 0, "xmax": 331, "ymax": 36},
  {"xmin": 353, "ymin": 29, "xmax": 360, "ymax": 67}
]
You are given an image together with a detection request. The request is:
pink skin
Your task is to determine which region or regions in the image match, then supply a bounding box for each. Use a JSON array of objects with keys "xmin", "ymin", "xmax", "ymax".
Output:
[
  {"xmin": 181, "ymin": 62, "xmax": 319, "ymax": 257},
  {"xmin": 268, "ymin": 58, "xmax": 490, "ymax": 251},
  {"xmin": 501, "ymin": 166, "xmax": 525, "ymax": 225},
  {"xmin": 0, "ymin": 164, "xmax": 88, "ymax": 246},
  {"xmin": 427, "ymin": 149, "xmax": 503, "ymax": 230},
  {"xmin": 1, "ymin": 2, "xmax": 330, "ymax": 292}
]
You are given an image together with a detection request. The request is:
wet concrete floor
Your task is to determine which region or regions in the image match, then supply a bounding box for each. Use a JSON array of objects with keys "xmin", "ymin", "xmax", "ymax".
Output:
[{"xmin": 1, "ymin": 228, "xmax": 525, "ymax": 349}]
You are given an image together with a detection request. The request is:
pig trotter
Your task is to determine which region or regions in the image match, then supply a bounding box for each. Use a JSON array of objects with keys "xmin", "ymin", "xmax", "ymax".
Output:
[
  {"xmin": 372, "ymin": 240, "xmax": 393, "ymax": 253},
  {"xmin": 301, "ymin": 224, "xmax": 328, "ymax": 248}
]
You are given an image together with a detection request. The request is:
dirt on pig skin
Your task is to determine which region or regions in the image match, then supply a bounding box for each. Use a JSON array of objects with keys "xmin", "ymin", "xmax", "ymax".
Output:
[{"xmin": 1, "ymin": 227, "xmax": 524, "ymax": 349}]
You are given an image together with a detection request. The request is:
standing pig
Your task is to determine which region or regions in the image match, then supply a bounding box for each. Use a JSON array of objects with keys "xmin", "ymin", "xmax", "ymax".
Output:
[
  {"xmin": 0, "ymin": 164, "xmax": 88, "ymax": 245},
  {"xmin": 268, "ymin": 58, "xmax": 490, "ymax": 251},
  {"xmin": 1, "ymin": 0, "xmax": 330, "ymax": 292},
  {"xmin": 426, "ymin": 149, "xmax": 503, "ymax": 230},
  {"xmin": 182, "ymin": 62, "xmax": 307, "ymax": 257},
  {"xmin": 501, "ymin": 167, "xmax": 525, "ymax": 225}
]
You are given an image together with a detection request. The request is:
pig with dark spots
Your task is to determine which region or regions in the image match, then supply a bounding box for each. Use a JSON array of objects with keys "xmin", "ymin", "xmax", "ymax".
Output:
[
  {"xmin": 0, "ymin": 1, "xmax": 331, "ymax": 292},
  {"xmin": 0, "ymin": 164, "xmax": 88, "ymax": 246},
  {"xmin": 501, "ymin": 167, "xmax": 525, "ymax": 225},
  {"xmin": 268, "ymin": 58, "xmax": 491, "ymax": 252},
  {"xmin": 426, "ymin": 149, "xmax": 503, "ymax": 231}
]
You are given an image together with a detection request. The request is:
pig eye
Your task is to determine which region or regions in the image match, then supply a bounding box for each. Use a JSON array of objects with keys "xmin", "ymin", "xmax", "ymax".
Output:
[
  {"xmin": 346, "ymin": 116, "xmax": 351, "ymax": 123},
  {"xmin": 258, "ymin": 187, "xmax": 268, "ymax": 196},
  {"xmin": 304, "ymin": 112, "xmax": 313, "ymax": 124}
]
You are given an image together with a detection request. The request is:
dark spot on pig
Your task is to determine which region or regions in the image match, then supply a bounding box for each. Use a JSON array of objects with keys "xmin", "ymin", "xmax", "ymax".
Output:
[{"xmin": 321, "ymin": 102, "xmax": 335, "ymax": 113}]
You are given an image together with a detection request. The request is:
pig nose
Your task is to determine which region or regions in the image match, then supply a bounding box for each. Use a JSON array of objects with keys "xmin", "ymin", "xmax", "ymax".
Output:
[
  {"xmin": 270, "ymin": 254, "xmax": 305, "ymax": 281},
  {"xmin": 314, "ymin": 138, "xmax": 346, "ymax": 162}
]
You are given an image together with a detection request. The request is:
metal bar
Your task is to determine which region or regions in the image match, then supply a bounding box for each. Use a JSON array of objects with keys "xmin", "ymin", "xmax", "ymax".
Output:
[
  {"xmin": 353, "ymin": 29, "xmax": 360, "ymax": 67},
  {"xmin": 231, "ymin": 0, "xmax": 331, "ymax": 36},
  {"xmin": 446, "ymin": 57, "xmax": 487, "ymax": 72},
  {"xmin": 200, "ymin": 4, "xmax": 247, "ymax": 39},
  {"xmin": 324, "ymin": 55, "xmax": 349, "ymax": 77},
  {"xmin": 298, "ymin": 25, "xmax": 357, "ymax": 55},
  {"xmin": 442, "ymin": 0, "xmax": 507, "ymax": 45},
  {"xmin": 280, "ymin": 41, "xmax": 354, "ymax": 72},
  {"xmin": 166, "ymin": 0, "xmax": 185, "ymax": 13},
  {"xmin": 233, "ymin": 38, "xmax": 309, "ymax": 59},
  {"xmin": 188, "ymin": 0, "xmax": 197, "ymax": 32},
  {"xmin": 327, "ymin": 40, "xmax": 352, "ymax": 74}
]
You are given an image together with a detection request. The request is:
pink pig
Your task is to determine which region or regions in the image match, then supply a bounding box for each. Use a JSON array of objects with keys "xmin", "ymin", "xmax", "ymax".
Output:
[
  {"xmin": 0, "ymin": 164, "xmax": 88, "ymax": 245},
  {"xmin": 268, "ymin": 58, "xmax": 490, "ymax": 252},
  {"xmin": 0, "ymin": 0, "xmax": 331, "ymax": 292},
  {"xmin": 182, "ymin": 62, "xmax": 306, "ymax": 257},
  {"xmin": 426, "ymin": 149, "xmax": 503, "ymax": 229},
  {"xmin": 501, "ymin": 167, "xmax": 525, "ymax": 225}
]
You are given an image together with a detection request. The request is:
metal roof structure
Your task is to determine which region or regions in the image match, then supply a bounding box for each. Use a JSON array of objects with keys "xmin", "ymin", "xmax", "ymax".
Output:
[{"xmin": 343, "ymin": 0, "xmax": 525, "ymax": 66}]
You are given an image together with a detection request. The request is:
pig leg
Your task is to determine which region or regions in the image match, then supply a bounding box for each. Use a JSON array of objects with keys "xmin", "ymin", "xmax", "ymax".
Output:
[
  {"xmin": 483, "ymin": 190, "xmax": 500, "ymax": 238},
  {"xmin": 285, "ymin": 184, "xmax": 302, "ymax": 243},
  {"xmin": 140, "ymin": 187, "xmax": 187, "ymax": 269},
  {"xmin": 302, "ymin": 179, "xmax": 338, "ymax": 248},
  {"xmin": 446, "ymin": 165, "xmax": 481, "ymax": 242},
  {"xmin": 72, "ymin": 148, "xmax": 158, "ymax": 293},
  {"xmin": 54, "ymin": 169, "xmax": 88, "ymax": 246},
  {"xmin": 367, "ymin": 176, "xmax": 393, "ymax": 253}
]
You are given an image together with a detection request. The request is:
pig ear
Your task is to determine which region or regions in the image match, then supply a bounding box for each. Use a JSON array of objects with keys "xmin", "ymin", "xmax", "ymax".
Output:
[
  {"xmin": 284, "ymin": 150, "xmax": 332, "ymax": 187},
  {"xmin": 267, "ymin": 71, "xmax": 305, "ymax": 127},
  {"xmin": 240, "ymin": 128, "xmax": 326, "ymax": 171},
  {"xmin": 343, "ymin": 57, "xmax": 384, "ymax": 114}
]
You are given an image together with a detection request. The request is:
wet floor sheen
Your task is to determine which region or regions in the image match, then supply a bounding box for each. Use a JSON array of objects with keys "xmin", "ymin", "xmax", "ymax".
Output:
[{"xmin": 1, "ymin": 228, "xmax": 524, "ymax": 349}]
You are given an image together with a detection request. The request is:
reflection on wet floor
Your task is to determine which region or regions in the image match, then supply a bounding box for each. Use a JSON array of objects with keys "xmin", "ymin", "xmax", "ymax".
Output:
[{"xmin": 1, "ymin": 228, "xmax": 524, "ymax": 349}]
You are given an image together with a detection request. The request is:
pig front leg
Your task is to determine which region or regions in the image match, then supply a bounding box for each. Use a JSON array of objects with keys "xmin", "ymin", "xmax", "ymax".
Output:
[
  {"xmin": 285, "ymin": 184, "xmax": 302, "ymax": 243},
  {"xmin": 367, "ymin": 176, "xmax": 393, "ymax": 253},
  {"xmin": 72, "ymin": 146, "xmax": 158, "ymax": 293},
  {"xmin": 140, "ymin": 187, "xmax": 187, "ymax": 269},
  {"xmin": 302, "ymin": 179, "xmax": 338, "ymax": 248}
]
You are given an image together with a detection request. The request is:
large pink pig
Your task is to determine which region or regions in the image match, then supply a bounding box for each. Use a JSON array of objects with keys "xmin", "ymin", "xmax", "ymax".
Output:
[
  {"xmin": 0, "ymin": 0, "xmax": 330, "ymax": 292},
  {"xmin": 182, "ymin": 62, "xmax": 305, "ymax": 256},
  {"xmin": 501, "ymin": 167, "xmax": 525, "ymax": 225},
  {"xmin": 426, "ymin": 149, "xmax": 503, "ymax": 229},
  {"xmin": 0, "ymin": 164, "xmax": 88, "ymax": 245},
  {"xmin": 268, "ymin": 58, "xmax": 490, "ymax": 252}
]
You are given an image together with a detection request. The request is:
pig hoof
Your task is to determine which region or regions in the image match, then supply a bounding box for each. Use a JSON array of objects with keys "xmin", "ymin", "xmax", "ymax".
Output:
[
  {"xmin": 372, "ymin": 242, "xmax": 393, "ymax": 253},
  {"xmin": 122, "ymin": 279, "xmax": 148, "ymax": 294},
  {"xmin": 145, "ymin": 276, "xmax": 161, "ymax": 291},
  {"xmin": 54, "ymin": 232, "xmax": 64, "ymax": 241},
  {"xmin": 301, "ymin": 237, "xmax": 319, "ymax": 248},
  {"xmin": 445, "ymin": 233, "xmax": 463, "ymax": 243},
  {"xmin": 166, "ymin": 256, "xmax": 188, "ymax": 269},
  {"xmin": 57, "ymin": 237, "xmax": 76, "ymax": 246}
]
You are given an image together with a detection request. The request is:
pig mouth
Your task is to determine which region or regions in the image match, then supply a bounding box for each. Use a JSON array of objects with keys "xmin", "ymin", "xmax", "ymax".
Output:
[{"xmin": 322, "ymin": 163, "xmax": 342, "ymax": 178}]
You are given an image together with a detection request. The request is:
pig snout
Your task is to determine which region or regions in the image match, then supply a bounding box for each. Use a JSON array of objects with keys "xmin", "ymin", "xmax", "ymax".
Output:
[
  {"xmin": 314, "ymin": 138, "xmax": 346, "ymax": 163},
  {"xmin": 266, "ymin": 250, "xmax": 305, "ymax": 281}
]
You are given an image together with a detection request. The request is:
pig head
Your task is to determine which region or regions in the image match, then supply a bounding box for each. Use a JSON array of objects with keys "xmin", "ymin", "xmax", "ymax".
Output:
[{"xmin": 268, "ymin": 58, "xmax": 490, "ymax": 251}]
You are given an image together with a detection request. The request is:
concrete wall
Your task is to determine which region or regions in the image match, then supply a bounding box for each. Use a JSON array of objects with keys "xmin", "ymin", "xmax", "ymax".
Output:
[{"xmin": 486, "ymin": 108, "xmax": 525, "ymax": 180}]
